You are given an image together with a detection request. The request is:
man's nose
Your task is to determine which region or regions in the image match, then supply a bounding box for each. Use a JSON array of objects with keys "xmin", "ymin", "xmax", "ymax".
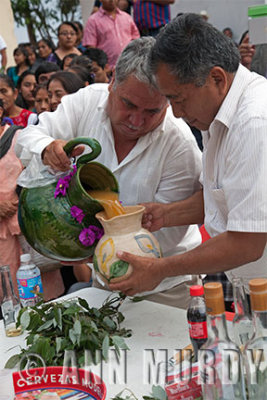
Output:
[
  {"xmin": 129, "ymin": 112, "xmax": 144, "ymax": 127},
  {"xmin": 170, "ymin": 102, "xmax": 186, "ymax": 119}
]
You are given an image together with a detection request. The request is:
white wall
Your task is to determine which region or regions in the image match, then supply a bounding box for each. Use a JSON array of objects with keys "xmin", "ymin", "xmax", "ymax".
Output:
[
  {"xmin": 170, "ymin": 0, "xmax": 265, "ymax": 44},
  {"xmin": 0, "ymin": 0, "xmax": 18, "ymax": 68}
]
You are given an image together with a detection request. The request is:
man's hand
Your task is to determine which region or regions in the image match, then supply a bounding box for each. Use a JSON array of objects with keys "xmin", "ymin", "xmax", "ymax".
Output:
[
  {"xmin": 108, "ymin": 251, "xmax": 165, "ymax": 296},
  {"xmin": 0, "ymin": 199, "xmax": 18, "ymax": 220},
  {"xmin": 42, "ymin": 139, "xmax": 85, "ymax": 171},
  {"xmin": 141, "ymin": 202, "xmax": 166, "ymax": 232}
]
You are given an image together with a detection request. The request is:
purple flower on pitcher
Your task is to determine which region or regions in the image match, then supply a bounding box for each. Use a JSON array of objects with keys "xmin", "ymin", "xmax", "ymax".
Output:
[
  {"xmin": 79, "ymin": 228, "xmax": 96, "ymax": 246},
  {"xmin": 70, "ymin": 206, "xmax": 85, "ymax": 224},
  {"xmin": 54, "ymin": 177, "xmax": 70, "ymax": 198},
  {"xmin": 89, "ymin": 225, "xmax": 104, "ymax": 240}
]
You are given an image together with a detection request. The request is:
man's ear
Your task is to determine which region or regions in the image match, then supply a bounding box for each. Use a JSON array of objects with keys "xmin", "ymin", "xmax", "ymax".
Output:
[
  {"xmin": 209, "ymin": 66, "xmax": 228, "ymax": 95},
  {"xmin": 108, "ymin": 73, "xmax": 115, "ymax": 92}
]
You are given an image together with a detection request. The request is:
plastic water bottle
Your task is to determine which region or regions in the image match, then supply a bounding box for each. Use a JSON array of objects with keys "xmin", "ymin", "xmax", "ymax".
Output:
[{"xmin": 16, "ymin": 253, "xmax": 44, "ymax": 307}]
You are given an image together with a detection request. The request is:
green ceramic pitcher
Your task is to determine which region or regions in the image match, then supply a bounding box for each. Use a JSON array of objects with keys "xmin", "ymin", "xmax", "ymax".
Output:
[{"xmin": 18, "ymin": 138, "xmax": 119, "ymax": 262}]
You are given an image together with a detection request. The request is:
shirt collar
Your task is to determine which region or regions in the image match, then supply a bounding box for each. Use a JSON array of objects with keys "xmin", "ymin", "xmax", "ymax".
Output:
[{"xmin": 99, "ymin": 6, "xmax": 122, "ymax": 16}]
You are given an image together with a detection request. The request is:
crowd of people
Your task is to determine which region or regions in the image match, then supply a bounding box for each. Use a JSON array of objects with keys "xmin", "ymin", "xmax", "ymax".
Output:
[{"xmin": 0, "ymin": 6, "xmax": 266, "ymax": 308}]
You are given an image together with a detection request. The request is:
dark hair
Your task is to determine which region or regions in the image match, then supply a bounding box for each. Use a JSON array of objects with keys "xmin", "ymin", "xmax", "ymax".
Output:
[
  {"xmin": 35, "ymin": 62, "xmax": 60, "ymax": 82},
  {"xmin": 0, "ymin": 98, "xmax": 3, "ymax": 109},
  {"xmin": 149, "ymin": 13, "xmax": 240, "ymax": 86},
  {"xmin": 68, "ymin": 65, "xmax": 95, "ymax": 85},
  {"xmin": 57, "ymin": 21, "xmax": 78, "ymax": 36},
  {"xmin": 13, "ymin": 46, "xmax": 31, "ymax": 66},
  {"xmin": 73, "ymin": 20, "xmax": 83, "ymax": 32},
  {"xmin": 0, "ymin": 73, "xmax": 16, "ymax": 91},
  {"xmin": 33, "ymin": 83, "xmax": 48, "ymax": 97},
  {"xmin": 62, "ymin": 53, "xmax": 77, "ymax": 68},
  {"xmin": 17, "ymin": 70, "xmax": 36, "ymax": 90},
  {"xmin": 37, "ymin": 38, "xmax": 56, "ymax": 52},
  {"xmin": 47, "ymin": 71, "xmax": 85, "ymax": 94},
  {"xmin": 83, "ymin": 48, "xmax": 108, "ymax": 69},
  {"xmin": 69, "ymin": 55, "xmax": 92, "ymax": 69}
]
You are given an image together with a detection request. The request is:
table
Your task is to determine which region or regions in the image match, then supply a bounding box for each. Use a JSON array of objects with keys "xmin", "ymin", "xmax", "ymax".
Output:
[{"xmin": 0, "ymin": 287, "xmax": 190, "ymax": 398}]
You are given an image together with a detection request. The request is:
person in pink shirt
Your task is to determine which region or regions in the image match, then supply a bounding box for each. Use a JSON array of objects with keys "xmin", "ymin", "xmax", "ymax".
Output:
[{"xmin": 82, "ymin": 0, "xmax": 140, "ymax": 70}]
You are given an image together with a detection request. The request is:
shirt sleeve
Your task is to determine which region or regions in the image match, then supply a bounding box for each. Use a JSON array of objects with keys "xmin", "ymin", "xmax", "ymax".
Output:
[
  {"xmin": 224, "ymin": 117, "xmax": 267, "ymax": 232},
  {"xmin": 15, "ymin": 89, "xmax": 86, "ymax": 160},
  {"xmin": 82, "ymin": 17, "xmax": 98, "ymax": 47}
]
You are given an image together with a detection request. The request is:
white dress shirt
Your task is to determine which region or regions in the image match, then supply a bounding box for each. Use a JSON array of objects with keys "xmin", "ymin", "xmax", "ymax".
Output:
[
  {"xmin": 202, "ymin": 64, "xmax": 267, "ymax": 289},
  {"xmin": 15, "ymin": 83, "xmax": 203, "ymax": 295}
]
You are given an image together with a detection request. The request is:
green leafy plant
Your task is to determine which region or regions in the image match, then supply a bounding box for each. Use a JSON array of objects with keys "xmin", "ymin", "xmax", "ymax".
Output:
[
  {"xmin": 112, "ymin": 385, "xmax": 167, "ymax": 400},
  {"xmin": 5, "ymin": 294, "xmax": 131, "ymax": 369}
]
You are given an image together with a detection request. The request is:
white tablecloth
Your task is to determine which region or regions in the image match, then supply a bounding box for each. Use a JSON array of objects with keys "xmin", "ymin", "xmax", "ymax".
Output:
[{"xmin": 0, "ymin": 287, "xmax": 190, "ymax": 398}]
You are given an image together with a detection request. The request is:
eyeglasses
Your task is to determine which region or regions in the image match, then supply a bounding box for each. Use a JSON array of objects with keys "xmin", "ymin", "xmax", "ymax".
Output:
[{"xmin": 59, "ymin": 31, "xmax": 76, "ymax": 37}]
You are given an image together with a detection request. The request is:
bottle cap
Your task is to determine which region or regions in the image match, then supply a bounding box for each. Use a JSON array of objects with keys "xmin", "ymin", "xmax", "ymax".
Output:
[
  {"xmin": 249, "ymin": 278, "xmax": 267, "ymax": 311},
  {"xmin": 204, "ymin": 282, "xmax": 225, "ymax": 315},
  {"xmin": 20, "ymin": 253, "xmax": 31, "ymax": 263},
  {"xmin": 190, "ymin": 285, "xmax": 204, "ymax": 296}
]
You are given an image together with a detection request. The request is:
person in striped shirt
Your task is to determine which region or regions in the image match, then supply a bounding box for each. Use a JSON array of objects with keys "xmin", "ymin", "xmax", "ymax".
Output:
[{"xmin": 133, "ymin": 0, "xmax": 174, "ymax": 37}]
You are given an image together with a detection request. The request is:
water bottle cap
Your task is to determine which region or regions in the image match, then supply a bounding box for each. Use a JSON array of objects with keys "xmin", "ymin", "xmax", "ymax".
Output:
[
  {"xmin": 190, "ymin": 285, "xmax": 204, "ymax": 296},
  {"xmin": 20, "ymin": 253, "xmax": 31, "ymax": 263}
]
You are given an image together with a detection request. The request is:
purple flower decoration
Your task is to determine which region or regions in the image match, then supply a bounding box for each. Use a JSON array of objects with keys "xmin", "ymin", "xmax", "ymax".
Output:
[
  {"xmin": 54, "ymin": 177, "xmax": 70, "ymax": 198},
  {"xmin": 88, "ymin": 225, "xmax": 104, "ymax": 240},
  {"xmin": 70, "ymin": 206, "xmax": 85, "ymax": 224},
  {"xmin": 79, "ymin": 227, "xmax": 96, "ymax": 246},
  {"xmin": 79, "ymin": 225, "xmax": 104, "ymax": 246},
  {"xmin": 54, "ymin": 165, "xmax": 77, "ymax": 199}
]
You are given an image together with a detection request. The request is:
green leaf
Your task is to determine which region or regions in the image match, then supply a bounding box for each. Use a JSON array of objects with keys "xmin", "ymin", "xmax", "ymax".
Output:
[
  {"xmin": 74, "ymin": 320, "xmax": 81, "ymax": 335},
  {"xmin": 109, "ymin": 260, "xmax": 129, "ymax": 278},
  {"xmin": 54, "ymin": 307, "xmax": 62, "ymax": 330},
  {"xmin": 37, "ymin": 319, "xmax": 54, "ymax": 332},
  {"xmin": 102, "ymin": 335, "xmax": 109, "ymax": 361},
  {"xmin": 69, "ymin": 328, "xmax": 77, "ymax": 345},
  {"xmin": 103, "ymin": 316, "xmax": 116, "ymax": 330},
  {"xmin": 151, "ymin": 385, "xmax": 167, "ymax": 400},
  {"xmin": 5, "ymin": 354, "xmax": 21, "ymax": 369},
  {"xmin": 20, "ymin": 310, "xmax": 31, "ymax": 330},
  {"xmin": 56, "ymin": 337, "xmax": 62, "ymax": 353},
  {"xmin": 93, "ymin": 254, "xmax": 99, "ymax": 272},
  {"xmin": 112, "ymin": 336, "xmax": 129, "ymax": 351}
]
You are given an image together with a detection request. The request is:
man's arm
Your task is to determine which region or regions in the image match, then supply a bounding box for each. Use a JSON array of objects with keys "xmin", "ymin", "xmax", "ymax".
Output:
[
  {"xmin": 109, "ymin": 231, "xmax": 266, "ymax": 296},
  {"xmin": 143, "ymin": 189, "xmax": 204, "ymax": 231}
]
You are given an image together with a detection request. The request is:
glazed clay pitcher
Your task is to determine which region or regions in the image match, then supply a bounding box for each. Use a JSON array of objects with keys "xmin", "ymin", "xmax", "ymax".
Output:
[
  {"xmin": 93, "ymin": 205, "xmax": 162, "ymax": 285},
  {"xmin": 18, "ymin": 138, "xmax": 119, "ymax": 262}
]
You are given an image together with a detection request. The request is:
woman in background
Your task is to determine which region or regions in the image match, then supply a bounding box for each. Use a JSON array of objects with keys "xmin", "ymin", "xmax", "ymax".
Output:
[
  {"xmin": 47, "ymin": 71, "xmax": 84, "ymax": 111},
  {"xmin": 37, "ymin": 38, "xmax": 57, "ymax": 64},
  {"xmin": 0, "ymin": 74, "xmax": 34, "ymax": 127},
  {"xmin": 34, "ymin": 84, "xmax": 50, "ymax": 115},
  {"xmin": 16, "ymin": 71, "xmax": 36, "ymax": 112},
  {"xmin": 54, "ymin": 22, "xmax": 81, "ymax": 67},
  {"xmin": 7, "ymin": 46, "xmax": 30, "ymax": 87}
]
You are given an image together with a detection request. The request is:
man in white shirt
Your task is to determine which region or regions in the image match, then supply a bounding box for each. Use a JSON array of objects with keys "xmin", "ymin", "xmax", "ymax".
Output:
[
  {"xmin": 110, "ymin": 13, "xmax": 267, "ymax": 296},
  {"xmin": 15, "ymin": 37, "xmax": 202, "ymax": 308}
]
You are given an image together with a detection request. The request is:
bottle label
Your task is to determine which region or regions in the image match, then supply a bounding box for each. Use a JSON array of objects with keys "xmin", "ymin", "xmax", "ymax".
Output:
[
  {"xmin": 188, "ymin": 321, "xmax": 208, "ymax": 339},
  {"xmin": 17, "ymin": 275, "xmax": 43, "ymax": 301}
]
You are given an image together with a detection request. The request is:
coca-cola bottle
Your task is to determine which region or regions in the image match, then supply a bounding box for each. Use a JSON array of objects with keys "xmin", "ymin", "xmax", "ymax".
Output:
[{"xmin": 187, "ymin": 285, "xmax": 208, "ymax": 361}]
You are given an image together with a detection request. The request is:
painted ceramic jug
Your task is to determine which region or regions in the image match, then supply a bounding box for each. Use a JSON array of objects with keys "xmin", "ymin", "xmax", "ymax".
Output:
[
  {"xmin": 18, "ymin": 138, "xmax": 119, "ymax": 262},
  {"xmin": 93, "ymin": 205, "xmax": 162, "ymax": 284}
]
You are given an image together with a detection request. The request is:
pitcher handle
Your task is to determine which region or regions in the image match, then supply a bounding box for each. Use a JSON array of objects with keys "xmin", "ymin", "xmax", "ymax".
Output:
[{"xmin": 63, "ymin": 137, "xmax": 101, "ymax": 167}]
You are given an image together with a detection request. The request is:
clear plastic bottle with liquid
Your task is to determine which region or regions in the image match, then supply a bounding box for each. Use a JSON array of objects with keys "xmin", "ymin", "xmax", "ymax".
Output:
[{"xmin": 16, "ymin": 253, "xmax": 44, "ymax": 307}]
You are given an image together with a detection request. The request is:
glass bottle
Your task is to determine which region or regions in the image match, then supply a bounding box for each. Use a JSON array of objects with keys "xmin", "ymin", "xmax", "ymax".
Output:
[
  {"xmin": 232, "ymin": 277, "xmax": 254, "ymax": 347},
  {"xmin": 0, "ymin": 265, "xmax": 22, "ymax": 337},
  {"xmin": 243, "ymin": 278, "xmax": 267, "ymax": 400},
  {"xmin": 187, "ymin": 285, "xmax": 207, "ymax": 362},
  {"xmin": 199, "ymin": 282, "xmax": 247, "ymax": 399}
]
